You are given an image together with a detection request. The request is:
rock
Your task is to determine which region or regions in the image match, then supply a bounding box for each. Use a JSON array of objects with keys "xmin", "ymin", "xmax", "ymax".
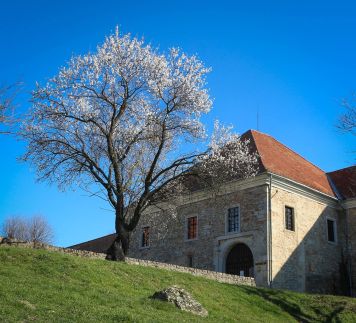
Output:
[{"xmin": 151, "ymin": 285, "xmax": 208, "ymax": 317}]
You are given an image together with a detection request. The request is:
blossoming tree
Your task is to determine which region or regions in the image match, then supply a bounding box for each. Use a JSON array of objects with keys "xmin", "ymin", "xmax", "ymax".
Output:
[
  {"xmin": 21, "ymin": 30, "xmax": 257, "ymax": 260},
  {"xmin": 0, "ymin": 83, "xmax": 21, "ymax": 134}
]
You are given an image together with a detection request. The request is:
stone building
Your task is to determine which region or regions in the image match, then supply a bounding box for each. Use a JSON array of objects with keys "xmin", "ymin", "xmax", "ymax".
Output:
[{"xmin": 70, "ymin": 130, "xmax": 356, "ymax": 295}]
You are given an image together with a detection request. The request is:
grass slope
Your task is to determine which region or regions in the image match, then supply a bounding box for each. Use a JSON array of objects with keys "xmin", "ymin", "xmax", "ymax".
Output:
[{"xmin": 0, "ymin": 247, "xmax": 356, "ymax": 322}]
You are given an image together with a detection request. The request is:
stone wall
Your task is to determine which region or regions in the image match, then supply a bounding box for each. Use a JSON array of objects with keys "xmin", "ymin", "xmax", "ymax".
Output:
[
  {"xmin": 0, "ymin": 241, "xmax": 255, "ymax": 287},
  {"xmin": 128, "ymin": 184, "xmax": 268, "ymax": 286},
  {"xmin": 125, "ymin": 257, "xmax": 255, "ymax": 286},
  {"xmin": 270, "ymin": 186, "xmax": 346, "ymax": 294},
  {"xmin": 347, "ymin": 207, "xmax": 356, "ymax": 296},
  {"xmin": 213, "ymin": 185, "xmax": 268, "ymax": 287}
]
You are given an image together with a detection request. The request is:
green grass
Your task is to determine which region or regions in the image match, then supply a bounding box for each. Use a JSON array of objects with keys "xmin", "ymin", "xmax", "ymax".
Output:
[{"xmin": 0, "ymin": 247, "xmax": 356, "ymax": 322}]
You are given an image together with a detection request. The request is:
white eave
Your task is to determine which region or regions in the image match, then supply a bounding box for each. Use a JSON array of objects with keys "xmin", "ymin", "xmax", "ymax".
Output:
[
  {"xmin": 269, "ymin": 172, "xmax": 340, "ymax": 209},
  {"xmin": 144, "ymin": 171, "xmax": 341, "ymax": 214}
]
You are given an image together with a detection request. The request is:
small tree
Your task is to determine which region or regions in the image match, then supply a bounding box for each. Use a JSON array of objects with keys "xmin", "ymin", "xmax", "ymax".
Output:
[
  {"xmin": 21, "ymin": 30, "xmax": 257, "ymax": 260},
  {"xmin": 2, "ymin": 216, "xmax": 27, "ymax": 241},
  {"xmin": 1, "ymin": 215, "xmax": 53, "ymax": 244},
  {"xmin": 27, "ymin": 215, "xmax": 54, "ymax": 244}
]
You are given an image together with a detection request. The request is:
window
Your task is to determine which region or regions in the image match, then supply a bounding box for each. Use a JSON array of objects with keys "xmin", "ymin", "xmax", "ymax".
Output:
[
  {"xmin": 187, "ymin": 255, "xmax": 193, "ymax": 267},
  {"xmin": 285, "ymin": 206, "xmax": 295, "ymax": 231},
  {"xmin": 227, "ymin": 207, "xmax": 240, "ymax": 233},
  {"xmin": 141, "ymin": 226, "xmax": 150, "ymax": 247},
  {"xmin": 327, "ymin": 219, "xmax": 336, "ymax": 243},
  {"xmin": 187, "ymin": 216, "xmax": 197, "ymax": 240}
]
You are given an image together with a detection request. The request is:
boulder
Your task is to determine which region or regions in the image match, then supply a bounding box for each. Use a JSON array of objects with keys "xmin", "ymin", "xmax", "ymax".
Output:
[{"xmin": 151, "ymin": 285, "xmax": 208, "ymax": 317}]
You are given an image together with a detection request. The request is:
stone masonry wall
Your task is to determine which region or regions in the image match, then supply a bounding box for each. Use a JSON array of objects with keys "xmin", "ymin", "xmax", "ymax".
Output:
[
  {"xmin": 126, "ymin": 257, "xmax": 255, "ymax": 286},
  {"xmin": 128, "ymin": 184, "xmax": 268, "ymax": 286},
  {"xmin": 270, "ymin": 187, "xmax": 346, "ymax": 294},
  {"xmin": 347, "ymin": 207, "xmax": 356, "ymax": 296}
]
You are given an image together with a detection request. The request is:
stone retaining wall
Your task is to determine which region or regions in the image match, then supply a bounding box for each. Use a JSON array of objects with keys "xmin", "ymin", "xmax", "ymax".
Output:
[
  {"xmin": 0, "ymin": 239, "xmax": 255, "ymax": 287},
  {"xmin": 125, "ymin": 257, "xmax": 255, "ymax": 286}
]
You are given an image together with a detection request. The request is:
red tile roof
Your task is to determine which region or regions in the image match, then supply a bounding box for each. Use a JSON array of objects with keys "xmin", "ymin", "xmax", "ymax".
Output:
[
  {"xmin": 243, "ymin": 130, "xmax": 336, "ymax": 197},
  {"xmin": 327, "ymin": 166, "xmax": 356, "ymax": 199}
]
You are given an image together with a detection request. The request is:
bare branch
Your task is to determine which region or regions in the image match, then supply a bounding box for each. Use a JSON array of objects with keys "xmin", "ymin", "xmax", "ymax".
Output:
[
  {"xmin": 339, "ymin": 95, "xmax": 356, "ymax": 135},
  {"xmin": 2, "ymin": 215, "xmax": 54, "ymax": 244},
  {"xmin": 0, "ymin": 82, "xmax": 22, "ymax": 134},
  {"xmin": 20, "ymin": 30, "xmax": 257, "ymax": 258}
]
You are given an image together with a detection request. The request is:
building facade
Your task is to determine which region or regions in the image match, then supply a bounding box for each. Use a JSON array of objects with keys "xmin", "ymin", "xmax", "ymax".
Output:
[{"xmin": 70, "ymin": 130, "xmax": 356, "ymax": 296}]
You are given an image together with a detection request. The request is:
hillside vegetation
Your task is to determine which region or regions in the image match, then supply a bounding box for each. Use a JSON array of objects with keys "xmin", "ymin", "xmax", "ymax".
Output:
[{"xmin": 0, "ymin": 246, "xmax": 356, "ymax": 322}]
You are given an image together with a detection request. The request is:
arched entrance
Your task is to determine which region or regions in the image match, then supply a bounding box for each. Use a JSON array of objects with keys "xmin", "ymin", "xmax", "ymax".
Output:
[{"xmin": 226, "ymin": 243, "xmax": 254, "ymax": 277}]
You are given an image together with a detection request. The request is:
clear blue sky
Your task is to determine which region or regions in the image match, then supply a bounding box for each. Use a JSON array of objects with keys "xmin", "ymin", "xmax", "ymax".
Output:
[{"xmin": 0, "ymin": 0, "xmax": 355, "ymax": 247}]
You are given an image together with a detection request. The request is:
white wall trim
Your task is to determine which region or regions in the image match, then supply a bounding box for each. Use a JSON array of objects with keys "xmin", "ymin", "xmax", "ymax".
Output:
[
  {"xmin": 270, "ymin": 173, "xmax": 340, "ymax": 209},
  {"xmin": 217, "ymin": 230, "xmax": 254, "ymax": 242},
  {"xmin": 180, "ymin": 174, "xmax": 270, "ymax": 206},
  {"xmin": 143, "ymin": 172, "xmax": 340, "ymax": 216},
  {"xmin": 143, "ymin": 174, "xmax": 270, "ymax": 214}
]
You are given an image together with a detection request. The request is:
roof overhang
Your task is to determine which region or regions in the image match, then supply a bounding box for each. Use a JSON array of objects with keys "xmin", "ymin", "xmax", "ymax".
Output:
[
  {"xmin": 342, "ymin": 198, "xmax": 356, "ymax": 209},
  {"xmin": 269, "ymin": 172, "xmax": 340, "ymax": 209},
  {"xmin": 144, "ymin": 171, "xmax": 340, "ymax": 214}
]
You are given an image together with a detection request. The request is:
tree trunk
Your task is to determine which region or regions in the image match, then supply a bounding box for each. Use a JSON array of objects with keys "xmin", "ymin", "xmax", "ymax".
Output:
[{"xmin": 106, "ymin": 213, "xmax": 130, "ymax": 261}]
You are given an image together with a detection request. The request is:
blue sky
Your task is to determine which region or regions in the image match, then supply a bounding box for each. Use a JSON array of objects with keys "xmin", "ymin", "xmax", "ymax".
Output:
[{"xmin": 0, "ymin": 0, "xmax": 355, "ymax": 246}]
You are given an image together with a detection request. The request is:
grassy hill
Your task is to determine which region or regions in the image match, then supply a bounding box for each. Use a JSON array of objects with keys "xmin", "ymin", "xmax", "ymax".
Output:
[{"xmin": 1, "ymin": 247, "xmax": 356, "ymax": 322}]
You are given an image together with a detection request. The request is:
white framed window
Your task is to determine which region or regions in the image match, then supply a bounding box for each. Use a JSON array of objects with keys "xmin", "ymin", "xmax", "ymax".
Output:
[
  {"xmin": 326, "ymin": 218, "xmax": 337, "ymax": 244},
  {"xmin": 285, "ymin": 206, "xmax": 295, "ymax": 231},
  {"xmin": 226, "ymin": 206, "xmax": 240, "ymax": 233}
]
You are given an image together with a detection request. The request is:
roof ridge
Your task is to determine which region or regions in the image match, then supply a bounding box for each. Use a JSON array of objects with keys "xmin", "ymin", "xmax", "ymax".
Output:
[
  {"xmin": 248, "ymin": 129, "xmax": 271, "ymax": 137},
  {"xmin": 326, "ymin": 173, "xmax": 344, "ymax": 200},
  {"xmin": 249, "ymin": 129, "xmax": 327, "ymax": 175},
  {"xmin": 241, "ymin": 130, "xmax": 267, "ymax": 172}
]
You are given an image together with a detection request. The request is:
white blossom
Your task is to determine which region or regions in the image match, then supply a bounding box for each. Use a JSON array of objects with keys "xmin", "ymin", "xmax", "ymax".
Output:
[{"xmin": 20, "ymin": 30, "xmax": 258, "ymax": 257}]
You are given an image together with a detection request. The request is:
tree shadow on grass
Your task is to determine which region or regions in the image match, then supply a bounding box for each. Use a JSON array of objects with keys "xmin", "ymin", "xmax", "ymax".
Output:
[
  {"xmin": 311, "ymin": 305, "xmax": 344, "ymax": 323},
  {"xmin": 241, "ymin": 286, "xmax": 346, "ymax": 323}
]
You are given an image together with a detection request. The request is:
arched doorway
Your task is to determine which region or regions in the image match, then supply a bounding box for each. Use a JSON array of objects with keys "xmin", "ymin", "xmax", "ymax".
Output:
[{"xmin": 226, "ymin": 243, "xmax": 254, "ymax": 277}]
